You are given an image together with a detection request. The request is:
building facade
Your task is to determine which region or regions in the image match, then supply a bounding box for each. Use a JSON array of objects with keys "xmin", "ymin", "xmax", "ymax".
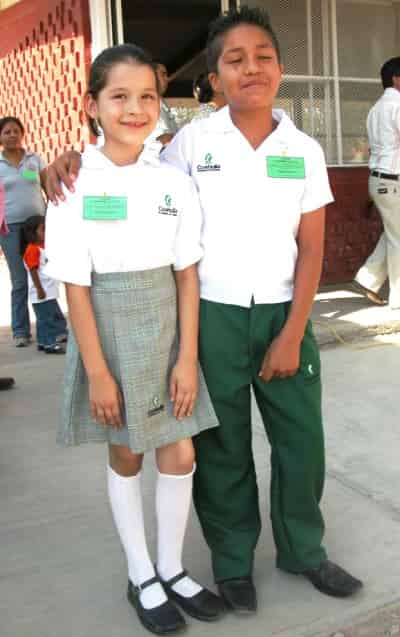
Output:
[{"xmin": 1, "ymin": 0, "xmax": 397, "ymax": 283}]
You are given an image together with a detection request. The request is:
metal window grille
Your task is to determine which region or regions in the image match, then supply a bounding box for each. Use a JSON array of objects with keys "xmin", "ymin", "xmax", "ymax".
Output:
[{"xmin": 246, "ymin": 0, "xmax": 400, "ymax": 166}]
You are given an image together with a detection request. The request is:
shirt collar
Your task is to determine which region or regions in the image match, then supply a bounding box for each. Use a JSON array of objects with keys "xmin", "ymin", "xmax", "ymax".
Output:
[
  {"xmin": 201, "ymin": 106, "xmax": 296, "ymax": 140},
  {"xmin": 82, "ymin": 143, "xmax": 161, "ymax": 170},
  {"xmin": 384, "ymin": 87, "xmax": 400, "ymax": 101}
]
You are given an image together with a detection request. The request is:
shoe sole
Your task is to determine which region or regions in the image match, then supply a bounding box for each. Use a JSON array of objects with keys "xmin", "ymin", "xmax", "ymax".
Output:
[
  {"xmin": 351, "ymin": 281, "xmax": 387, "ymax": 305},
  {"xmin": 308, "ymin": 579, "xmax": 363, "ymax": 598},
  {"xmin": 127, "ymin": 590, "xmax": 187, "ymax": 635}
]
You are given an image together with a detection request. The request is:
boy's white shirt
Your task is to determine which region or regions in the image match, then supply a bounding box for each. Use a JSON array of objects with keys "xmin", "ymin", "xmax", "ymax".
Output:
[
  {"xmin": 44, "ymin": 144, "xmax": 203, "ymax": 286},
  {"xmin": 162, "ymin": 106, "xmax": 334, "ymax": 307}
]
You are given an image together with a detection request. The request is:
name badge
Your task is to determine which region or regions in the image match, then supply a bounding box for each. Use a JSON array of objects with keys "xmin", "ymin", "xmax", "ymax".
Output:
[
  {"xmin": 83, "ymin": 196, "xmax": 127, "ymax": 220},
  {"xmin": 266, "ymin": 156, "xmax": 305, "ymax": 179},
  {"xmin": 21, "ymin": 170, "xmax": 39, "ymax": 182}
]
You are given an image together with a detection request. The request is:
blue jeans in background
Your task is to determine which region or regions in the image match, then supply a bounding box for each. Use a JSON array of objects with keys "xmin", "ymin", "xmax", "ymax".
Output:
[
  {"xmin": 33, "ymin": 299, "xmax": 67, "ymax": 348},
  {"xmin": 0, "ymin": 223, "xmax": 30, "ymax": 338}
]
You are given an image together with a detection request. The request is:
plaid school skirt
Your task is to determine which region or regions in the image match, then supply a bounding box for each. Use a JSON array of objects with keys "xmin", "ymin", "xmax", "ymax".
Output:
[{"xmin": 58, "ymin": 267, "xmax": 219, "ymax": 453}]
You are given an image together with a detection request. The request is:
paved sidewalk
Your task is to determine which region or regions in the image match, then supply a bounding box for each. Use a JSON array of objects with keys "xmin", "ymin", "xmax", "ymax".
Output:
[{"xmin": 2, "ymin": 262, "xmax": 400, "ymax": 637}]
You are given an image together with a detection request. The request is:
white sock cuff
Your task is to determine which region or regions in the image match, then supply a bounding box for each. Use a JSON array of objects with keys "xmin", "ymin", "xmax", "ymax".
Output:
[
  {"xmin": 107, "ymin": 465, "xmax": 141, "ymax": 482},
  {"xmin": 157, "ymin": 463, "xmax": 196, "ymax": 480}
]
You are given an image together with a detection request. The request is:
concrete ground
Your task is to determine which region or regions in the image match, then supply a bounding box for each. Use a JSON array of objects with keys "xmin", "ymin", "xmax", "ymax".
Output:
[{"xmin": 1, "ymin": 261, "xmax": 400, "ymax": 637}]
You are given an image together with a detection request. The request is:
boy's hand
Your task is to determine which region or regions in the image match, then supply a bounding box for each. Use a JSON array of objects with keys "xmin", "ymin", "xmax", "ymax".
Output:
[
  {"xmin": 170, "ymin": 358, "xmax": 198, "ymax": 421},
  {"xmin": 259, "ymin": 334, "xmax": 301, "ymax": 382},
  {"xmin": 37, "ymin": 287, "xmax": 46, "ymax": 300},
  {"xmin": 89, "ymin": 371, "xmax": 124, "ymax": 428},
  {"xmin": 45, "ymin": 150, "xmax": 82, "ymax": 203}
]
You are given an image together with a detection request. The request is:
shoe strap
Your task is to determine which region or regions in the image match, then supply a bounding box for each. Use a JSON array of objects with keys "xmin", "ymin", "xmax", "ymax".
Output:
[
  {"xmin": 135, "ymin": 575, "xmax": 160, "ymax": 593},
  {"xmin": 164, "ymin": 570, "xmax": 188, "ymax": 587}
]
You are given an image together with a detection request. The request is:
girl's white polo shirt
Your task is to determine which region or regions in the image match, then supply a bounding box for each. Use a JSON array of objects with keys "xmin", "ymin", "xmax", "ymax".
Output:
[
  {"xmin": 44, "ymin": 145, "xmax": 203, "ymax": 286},
  {"xmin": 162, "ymin": 107, "xmax": 334, "ymax": 307}
]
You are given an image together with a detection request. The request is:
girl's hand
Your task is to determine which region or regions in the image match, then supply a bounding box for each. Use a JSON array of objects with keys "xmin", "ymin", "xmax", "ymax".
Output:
[
  {"xmin": 170, "ymin": 358, "xmax": 198, "ymax": 421},
  {"xmin": 89, "ymin": 372, "xmax": 124, "ymax": 428},
  {"xmin": 259, "ymin": 334, "xmax": 301, "ymax": 383}
]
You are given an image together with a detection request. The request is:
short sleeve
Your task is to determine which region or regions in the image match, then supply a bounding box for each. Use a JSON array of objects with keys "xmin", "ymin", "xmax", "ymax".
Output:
[
  {"xmin": 37, "ymin": 154, "xmax": 46, "ymax": 172},
  {"xmin": 161, "ymin": 123, "xmax": 193, "ymax": 176},
  {"xmin": 24, "ymin": 244, "xmax": 41, "ymax": 270},
  {"xmin": 44, "ymin": 191, "xmax": 92, "ymax": 286},
  {"xmin": 173, "ymin": 176, "xmax": 203, "ymax": 271},
  {"xmin": 301, "ymin": 142, "xmax": 334, "ymax": 213}
]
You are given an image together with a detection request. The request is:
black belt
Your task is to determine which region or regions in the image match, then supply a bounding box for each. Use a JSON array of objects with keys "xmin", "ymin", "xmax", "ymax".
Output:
[{"xmin": 370, "ymin": 170, "xmax": 399, "ymax": 181}]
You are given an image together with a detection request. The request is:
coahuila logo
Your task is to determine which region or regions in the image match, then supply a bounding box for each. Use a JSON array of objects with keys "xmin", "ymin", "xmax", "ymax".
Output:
[
  {"xmin": 158, "ymin": 194, "xmax": 178, "ymax": 216},
  {"xmin": 197, "ymin": 152, "xmax": 221, "ymax": 173}
]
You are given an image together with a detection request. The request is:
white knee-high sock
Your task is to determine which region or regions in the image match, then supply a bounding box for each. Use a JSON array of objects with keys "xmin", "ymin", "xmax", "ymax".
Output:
[
  {"xmin": 156, "ymin": 466, "xmax": 203, "ymax": 598},
  {"xmin": 107, "ymin": 465, "xmax": 167, "ymax": 609}
]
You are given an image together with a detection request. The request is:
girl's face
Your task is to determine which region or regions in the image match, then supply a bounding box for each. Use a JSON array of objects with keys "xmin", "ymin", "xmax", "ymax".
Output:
[
  {"xmin": 210, "ymin": 24, "xmax": 283, "ymax": 113},
  {"xmin": 86, "ymin": 61, "xmax": 160, "ymax": 152},
  {"xmin": 0, "ymin": 122, "xmax": 24, "ymax": 150},
  {"xmin": 36, "ymin": 222, "xmax": 45, "ymax": 243}
]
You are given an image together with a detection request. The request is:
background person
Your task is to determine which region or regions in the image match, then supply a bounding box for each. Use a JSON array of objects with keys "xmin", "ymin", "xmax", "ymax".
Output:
[
  {"xmin": 353, "ymin": 57, "xmax": 400, "ymax": 309},
  {"xmin": 0, "ymin": 117, "xmax": 47, "ymax": 347},
  {"xmin": 146, "ymin": 59, "xmax": 178, "ymax": 148},
  {"xmin": 193, "ymin": 71, "xmax": 226, "ymax": 119},
  {"xmin": 22, "ymin": 215, "xmax": 67, "ymax": 354}
]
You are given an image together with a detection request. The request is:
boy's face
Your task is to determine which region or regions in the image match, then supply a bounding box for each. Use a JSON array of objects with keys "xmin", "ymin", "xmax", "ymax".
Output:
[{"xmin": 210, "ymin": 24, "xmax": 283, "ymax": 113}]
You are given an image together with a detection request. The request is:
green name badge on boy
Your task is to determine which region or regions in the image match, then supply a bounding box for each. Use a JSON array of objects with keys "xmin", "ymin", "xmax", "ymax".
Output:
[
  {"xmin": 21, "ymin": 170, "xmax": 39, "ymax": 182},
  {"xmin": 266, "ymin": 156, "xmax": 305, "ymax": 179},
  {"xmin": 83, "ymin": 196, "xmax": 128, "ymax": 221}
]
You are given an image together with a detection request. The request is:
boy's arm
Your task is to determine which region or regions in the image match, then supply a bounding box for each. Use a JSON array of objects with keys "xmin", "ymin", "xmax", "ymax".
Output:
[
  {"xmin": 259, "ymin": 206, "xmax": 325, "ymax": 382},
  {"xmin": 29, "ymin": 268, "xmax": 46, "ymax": 299},
  {"xmin": 66, "ymin": 283, "xmax": 123, "ymax": 427},
  {"xmin": 45, "ymin": 151, "xmax": 82, "ymax": 203}
]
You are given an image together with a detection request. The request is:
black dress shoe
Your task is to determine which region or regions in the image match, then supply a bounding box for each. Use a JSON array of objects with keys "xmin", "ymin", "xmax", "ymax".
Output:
[
  {"xmin": 127, "ymin": 577, "xmax": 186, "ymax": 635},
  {"xmin": 303, "ymin": 560, "xmax": 363, "ymax": 598},
  {"xmin": 161, "ymin": 570, "xmax": 225, "ymax": 622},
  {"xmin": 0, "ymin": 377, "xmax": 15, "ymax": 391},
  {"xmin": 217, "ymin": 577, "xmax": 257, "ymax": 615}
]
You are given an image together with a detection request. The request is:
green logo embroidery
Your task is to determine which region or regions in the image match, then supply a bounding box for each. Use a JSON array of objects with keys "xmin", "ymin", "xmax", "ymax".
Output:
[
  {"xmin": 307, "ymin": 364, "xmax": 314, "ymax": 375},
  {"xmin": 165, "ymin": 194, "xmax": 172, "ymax": 207},
  {"xmin": 205, "ymin": 153, "xmax": 212, "ymax": 166}
]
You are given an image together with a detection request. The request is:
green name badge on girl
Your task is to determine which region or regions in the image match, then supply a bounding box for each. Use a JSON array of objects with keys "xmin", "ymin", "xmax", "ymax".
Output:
[{"xmin": 83, "ymin": 196, "xmax": 128, "ymax": 220}]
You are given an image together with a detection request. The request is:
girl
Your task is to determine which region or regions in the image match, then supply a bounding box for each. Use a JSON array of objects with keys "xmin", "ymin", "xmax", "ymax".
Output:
[
  {"xmin": 0, "ymin": 116, "xmax": 47, "ymax": 347},
  {"xmin": 22, "ymin": 215, "xmax": 67, "ymax": 354},
  {"xmin": 44, "ymin": 44, "xmax": 224, "ymax": 634}
]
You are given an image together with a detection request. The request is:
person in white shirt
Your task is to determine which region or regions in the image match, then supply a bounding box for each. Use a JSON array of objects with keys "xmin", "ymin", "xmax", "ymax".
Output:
[
  {"xmin": 45, "ymin": 6, "xmax": 363, "ymax": 615},
  {"xmin": 44, "ymin": 44, "xmax": 223, "ymax": 635},
  {"xmin": 145, "ymin": 60, "xmax": 178, "ymax": 148},
  {"xmin": 353, "ymin": 57, "xmax": 400, "ymax": 309}
]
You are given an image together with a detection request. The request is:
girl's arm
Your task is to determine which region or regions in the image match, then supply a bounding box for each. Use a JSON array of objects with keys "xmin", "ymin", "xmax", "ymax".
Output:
[
  {"xmin": 259, "ymin": 206, "xmax": 325, "ymax": 382},
  {"xmin": 66, "ymin": 283, "xmax": 123, "ymax": 427},
  {"xmin": 170, "ymin": 264, "xmax": 200, "ymax": 420}
]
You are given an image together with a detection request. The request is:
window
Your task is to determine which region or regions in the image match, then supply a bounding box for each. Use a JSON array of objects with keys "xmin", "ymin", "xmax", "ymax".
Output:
[{"xmin": 246, "ymin": 0, "xmax": 400, "ymax": 166}]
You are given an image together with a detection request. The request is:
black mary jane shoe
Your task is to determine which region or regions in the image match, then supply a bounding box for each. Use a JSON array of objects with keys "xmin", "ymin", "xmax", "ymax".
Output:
[
  {"xmin": 161, "ymin": 570, "xmax": 225, "ymax": 622},
  {"xmin": 127, "ymin": 577, "xmax": 186, "ymax": 635},
  {"xmin": 217, "ymin": 576, "xmax": 257, "ymax": 615},
  {"xmin": 303, "ymin": 560, "xmax": 363, "ymax": 598}
]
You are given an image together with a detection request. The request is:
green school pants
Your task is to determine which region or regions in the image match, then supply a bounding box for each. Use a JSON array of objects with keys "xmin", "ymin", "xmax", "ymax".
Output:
[{"xmin": 193, "ymin": 299, "xmax": 327, "ymax": 582}]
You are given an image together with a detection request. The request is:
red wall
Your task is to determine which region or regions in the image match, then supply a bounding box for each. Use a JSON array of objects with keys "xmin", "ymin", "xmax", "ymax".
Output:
[
  {"xmin": 322, "ymin": 167, "xmax": 382, "ymax": 284},
  {"xmin": 0, "ymin": 0, "xmax": 91, "ymax": 163}
]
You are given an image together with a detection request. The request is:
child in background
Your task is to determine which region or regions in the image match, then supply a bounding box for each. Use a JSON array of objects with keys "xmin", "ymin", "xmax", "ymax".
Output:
[
  {"xmin": 22, "ymin": 215, "xmax": 67, "ymax": 354},
  {"xmin": 44, "ymin": 44, "xmax": 223, "ymax": 634}
]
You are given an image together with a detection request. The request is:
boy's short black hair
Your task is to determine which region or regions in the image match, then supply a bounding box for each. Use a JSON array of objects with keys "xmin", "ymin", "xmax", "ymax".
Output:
[
  {"xmin": 206, "ymin": 5, "xmax": 281, "ymax": 73},
  {"xmin": 20, "ymin": 215, "xmax": 45, "ymax": 256},
  {"xmin": 381, "ymin": 57, "xmax": 400, "ymax": 89},
  {"xmin": 193, "ymin": 72, "xmax": 214, "ymax": 104}
]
